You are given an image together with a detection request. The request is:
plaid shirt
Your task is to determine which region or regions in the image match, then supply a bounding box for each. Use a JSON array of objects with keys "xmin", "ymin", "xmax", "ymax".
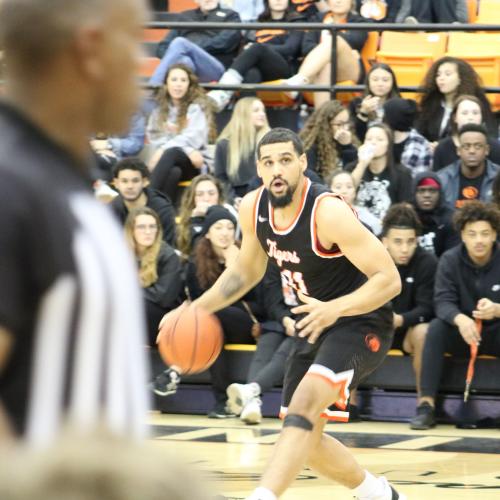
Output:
[{"xmin": 401, "ymin": 128, "xmax": 433, "ymax": 177}]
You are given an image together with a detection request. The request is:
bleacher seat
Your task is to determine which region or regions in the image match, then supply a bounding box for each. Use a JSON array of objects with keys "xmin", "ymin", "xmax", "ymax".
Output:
[
  {"xmin": 467, "ymin": 0, "xmax": 478, "ymax": 23},
  {"xmin": 139, "ymin": 57, "xmax": 161, "ymax": 78},
  {"xmin": 475, "ymin": 0, "xmax": 500, "ymax": 24},
  {"xmin": 361, "ymin": 31, "xmax": 380, "ymax": 72},
  {"xmin": 168, "ymin": 0, "xmax": 196, "ymax": 12}
]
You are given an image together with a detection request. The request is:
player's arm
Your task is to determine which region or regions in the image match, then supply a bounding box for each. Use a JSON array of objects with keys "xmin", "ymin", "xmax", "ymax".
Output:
[
  {"xmin": 0, "ymin": 326, "xmax": 14, "ymax": 440},
  {"xmin": 192, "ymin": 191, "xmax": 269, "ymax": 314},
  {"xmin": 294, "ymin": 197, "xmax": 401, "ymax": 341}
]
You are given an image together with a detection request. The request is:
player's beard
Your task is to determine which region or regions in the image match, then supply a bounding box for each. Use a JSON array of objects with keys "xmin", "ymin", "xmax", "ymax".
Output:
[{"xmin": 268, "ymin": 181, "xmax": 297, "ymax": 208}]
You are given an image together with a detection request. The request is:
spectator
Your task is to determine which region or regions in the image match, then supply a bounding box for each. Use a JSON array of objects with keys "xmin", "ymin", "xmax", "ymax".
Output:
[
  {"xmin": 383, "ymin": 97, "xmax": 433, "ymax": 177},
  {"xmin": 147, "ymin": 64, "xmax": 216, "ymax": 205},
  {"xmin": 329, "ymin": 170, "xmax": 382, "ymax": 235},
  {"xmin": 150, "ymin": 0, "xmax": 241, "ymax": 86},
  {"xmin": 493, "ymin": 171, "xmax": 500, "ymax": 211},
  {"xmin": 208, "ymin": 0, "xmax": 305, "ymax": 110},
  {"xmin": 350, "ymin": 62, "xmax": 401, "ymax": 141},
  {"xmin": 433, "ymin": 95, "xmax": 500, "ymax": 171},
  {"xmin": 111, "ymin": 158, "xmax": 177, "ymax": 247},
  {"xmin": 226, "ymin": 262, "xmax": 296, "ymax": 424},
  {"xmin": 214, "ymin": 97, "xmax": 270, "ymax": 199},
  {"xmin": 416, "ymin": 56, "xmax": 496, "ymax": 144},
  {"xmin": 285, "ymin": 0, "xmax": 368, "ymax": 108},
  {"xmin": 437, "ymin": 124, "xmax": 500, "ymax": 210},
  {"xmin": 346, "ymin": 123, "xmax": 413, "ymax": 222},
  {"xmin": 125, "ymin": 208, "xmax": 183, "ymax": 347},
  {"xmin": 410, "ymin": 201, "xmax": 500, "ymax": 430},
  {"xmin": 356, "ymin": 0, "xmax": 402, "ymax": 22},
  {"xmin": 290, "ymin": 0, "xmax": 329, "ymax": 19},
  {"xmin": 300, "ymin": 100, "xmax": 359, "ymax": 181},
  {"xmin": 411, "ymin": 172, "xmax": 460, "ymax": 257},
  {"xmin": 221, "ymin": 0, "xmax": 265, "ymax": 21},
  {"xmin": 91, "ymin": 135, "xmax": 119, "ymax": 183},
  {"xmin": 381, "ymin": 203, "xmax": 437, "ymax": 395},
  {"xmin": 176, "ymin": 174, "xmax": 238, "ymax": 259},
  {"xmin": 396, "ymin": 0, "xmax": 468, "ymax": 24}
]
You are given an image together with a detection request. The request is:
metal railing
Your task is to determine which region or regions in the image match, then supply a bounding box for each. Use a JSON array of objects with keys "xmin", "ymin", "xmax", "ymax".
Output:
[{"xmin": 145, "ymin": 20, "xmax": 500, "ymax": 99}]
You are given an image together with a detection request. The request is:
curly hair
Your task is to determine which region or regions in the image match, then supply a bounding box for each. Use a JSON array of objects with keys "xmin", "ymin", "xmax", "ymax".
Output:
[
  {"xmin": 176, "ymin": 174, "xmax": 228, "ymax": 259},
  {"xmin": 300, "ymin": 100, "xmax": 359, "ymax": 179},
  {"xmin": 418, "ymin": 57, "xmax": 491, "ymax": 137},
  {"xmin": 381, "ymin": 202, "xmax": 422, "ymax": 237},
  {"xmin": 156, "ymin": 63, "xmax": 217, "ymax": 143},
  {"xmin": 453, "ymin": 200, "xmax": 500, "ymax": 233},
  {"xmin": 124, "ymin": 207, "xmax": 164, "ymax": 287}
]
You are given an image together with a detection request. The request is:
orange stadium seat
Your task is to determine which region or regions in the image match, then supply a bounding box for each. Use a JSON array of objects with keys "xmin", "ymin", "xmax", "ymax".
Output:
[
  {"xmin": 446, "ymin": 32, "xmax": 500, "ymax": 111},
  {"xmin": 376, "ymin": 31, "xmax": 448, "ymax": 98},
  {"xmin": 361, "ymin": 31, "xmax": 380, "ymax": 72},
  {"xmin": 303, "ymin": 80, "xmax": 358, "ymax": 106},
  {"xmin": 257, "ymin": 80, "xmax": 296, "ymax": 107},
  {"xmin": 139, "ymin": 57, "xmax": 161, "ymax": 78},
  {"xmin": 467, "ymin": 0, "xmax": 478, "ymax": 23},
  {"xmin": 168, "ymin": 0, "xmax": 197, "ymax": 12},
  {"xmin": 475, "ymin": 0, "xmax": 500, "ymax": 24},
  {"xmin": 143, "ymin": 28, "xmax": 169, "ymax": 43}
]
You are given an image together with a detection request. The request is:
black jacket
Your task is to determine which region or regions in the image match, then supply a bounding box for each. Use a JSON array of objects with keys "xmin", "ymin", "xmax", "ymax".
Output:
[
  {"xmin": 110, "ymin": 187, "xmax": 176, "ymax": 246},
  {"xmin": 393, "ymin": 246, "xmax": 437, "ymax": 328},
  {"xmin": 143, "ymin": 243, "xmax": 183, "ymax": 309},
  {"xmin": 434, "ymin": 243, "xmax": 500, "ymax": 327},
  {"xmin": 411, "ymin": 171, "xmax": 460, "ymax": 257},
  {"xmin": 156, "ymin": 7, "xmax": 241, "ymax": 68}
]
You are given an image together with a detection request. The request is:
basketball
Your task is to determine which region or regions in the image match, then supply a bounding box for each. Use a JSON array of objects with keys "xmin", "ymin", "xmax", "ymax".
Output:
[{"xmin": 158, "ymin": 304, "xmax": 223, "ymax": 374}]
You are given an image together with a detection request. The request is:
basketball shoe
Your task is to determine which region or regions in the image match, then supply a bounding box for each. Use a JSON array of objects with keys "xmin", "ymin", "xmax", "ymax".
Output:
[
  {"xmin": 240, "ymin": 397, "xmax": 262, "ymax": 425},
  {"xmin": 355, "ymin": 476, "xmax": 407, "ymax": 500},
  {"xmin": 151, "ymin": 368, "xmax": 180, "ymax": 396},
  {"xmin": 226, "ymin": 382, "xmax": 261, "ymax": 416}
]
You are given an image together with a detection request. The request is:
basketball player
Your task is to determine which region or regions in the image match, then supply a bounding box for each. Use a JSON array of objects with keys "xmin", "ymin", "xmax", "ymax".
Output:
[
  {"xmin": 160, "ymin": 128, "xmax": 405, "ymax": 499},
  {"xmin": 0, "ymin": 0, "xmax": 149, "ymax": 444}
]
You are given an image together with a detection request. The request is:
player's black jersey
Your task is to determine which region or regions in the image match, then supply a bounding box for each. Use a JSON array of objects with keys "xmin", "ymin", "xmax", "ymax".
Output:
[{"xmin": 255, "ymin": 178, "xmax": 367, "ymax": 303}]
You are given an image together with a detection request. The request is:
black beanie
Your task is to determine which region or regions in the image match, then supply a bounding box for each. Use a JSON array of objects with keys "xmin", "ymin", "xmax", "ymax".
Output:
[
  {"xmin": 201, "ymin": 205, "xmax": 237, "ymax": 236},
  {"xmin": 383, "ymin": 98, "xmax": 417, "ymax": 132}
]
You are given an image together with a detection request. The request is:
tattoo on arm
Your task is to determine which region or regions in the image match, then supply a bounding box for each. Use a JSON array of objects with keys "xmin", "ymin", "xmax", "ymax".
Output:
[{"xmin": 220, "ymin": 272, "xmax": 244, "ymax": 299}]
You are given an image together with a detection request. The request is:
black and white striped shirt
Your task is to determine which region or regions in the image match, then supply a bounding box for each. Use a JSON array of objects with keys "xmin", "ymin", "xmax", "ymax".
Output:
[{"xmin": 0, "ymin": 103, "xmax": 149, "ymax": 445}]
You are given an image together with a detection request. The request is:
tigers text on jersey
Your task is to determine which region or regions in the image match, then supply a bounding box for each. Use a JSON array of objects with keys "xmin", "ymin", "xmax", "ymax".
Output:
[
  {"xmin": 0, "ymin": 102, "xmax": 149, "ymax": 445},
  {"xmin": 254, "ymin": 178, "xmax": 367, "ymax": 302}
]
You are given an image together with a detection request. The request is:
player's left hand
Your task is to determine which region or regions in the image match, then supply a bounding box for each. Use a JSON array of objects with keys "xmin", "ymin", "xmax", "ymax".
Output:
[{"xmin": 291, "ymin": 291, "xmax": 339, "ymax": 344}]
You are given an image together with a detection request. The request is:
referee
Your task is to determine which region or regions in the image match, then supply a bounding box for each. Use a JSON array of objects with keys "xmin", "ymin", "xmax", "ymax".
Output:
[{"xmin": 0, "ymin": 0, "xmax": 150, "ymax": 444}]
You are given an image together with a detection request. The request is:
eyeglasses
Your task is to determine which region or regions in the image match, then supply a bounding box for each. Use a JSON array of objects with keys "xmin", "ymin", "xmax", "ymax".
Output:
[{"xmin": 135, "ymin": 224, "xmax": 158, "ymax": 232}]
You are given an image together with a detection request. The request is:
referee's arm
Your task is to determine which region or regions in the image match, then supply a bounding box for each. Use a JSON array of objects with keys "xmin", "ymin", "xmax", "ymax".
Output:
[{"xmin": 0, "ymin": 326, "xmax": 14, "ymax": 440}]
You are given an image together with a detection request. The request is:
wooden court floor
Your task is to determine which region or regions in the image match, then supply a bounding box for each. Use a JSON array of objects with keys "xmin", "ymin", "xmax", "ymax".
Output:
[{"xmin": 150, "ymin": 413, "xmax": 500, "ymax": 500}]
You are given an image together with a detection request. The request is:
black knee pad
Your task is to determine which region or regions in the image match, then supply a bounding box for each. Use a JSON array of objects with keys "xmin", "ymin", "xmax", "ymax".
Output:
[{"xmin": 283, "ymin": 413, "xmax": 313, "ymax": 431}]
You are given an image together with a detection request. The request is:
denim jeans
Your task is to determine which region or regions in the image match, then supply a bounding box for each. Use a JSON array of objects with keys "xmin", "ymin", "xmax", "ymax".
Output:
[{"xmin": 149, "ymin": 37, "xmax": 225, "ymax": 86}]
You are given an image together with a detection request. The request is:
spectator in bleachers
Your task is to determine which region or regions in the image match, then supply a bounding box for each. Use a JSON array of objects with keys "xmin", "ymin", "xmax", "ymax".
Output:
[
  {"xmin": 186, "ymin": 206, "xmax": 265, "ymax": 418},
  {"xmin": 493, "ymin": 172, "xmax": 500, "ymax": 211},
  {"xmin": 381, "ymin": 203, "xmax": 437, "ymax": 396},
  {"xmin": 300, "ymin": 100, "xmax": 359, "ymax": 181},
  {"xmin": 208, "ymin": 0, "xmax": 306, "ymax": 111},
  {"xmin": 125, "ymin": 207, "xmax": 183, "ymax": 347},
  {"xmin": 350, "ymin": 63, "xmax": 401, "ymax": 141},
  {"xmin": 221, "ymin": 0, "xmax": 265, "ymax": 21},
  {"xmin": 91, "ymin": 135, "xmax": 119, "ymax": 183},
  {"xmin": 150, "ymin": 0, "xmax": 241, "ymax": 87},
  {"xmin": 416, "ymin": 56, "xmax": 496, "ymax": 144},
  {"xmin": 346, "ymin": 123, "xmax": 413, "ymax": 222},
  {"xmin": 396, "ymin": 0, "xmax": 468, "ymax": 24},
  {"xmin": 383, "ymin": 97, "xmax": 433, "ymax": 177},
  {"xmin": 214, "ymin": 97, "xmax": 270, "ymax": 200},
  {"xmin": 285, "ymin": 0, "xmax": 368, "ymax": 108},
  {"xmin": 225, "ymin": 262, "xmax": 296, "ymax": 425},
  {"xmin": 111, "ymin": 158, "xmax": 177, "ymax": 247},
  {"xmin": 437, "ymin": 124, "xmax": 500, "ymax": 210},
  {"xmin": 411, "ymin": 172, "xmax": 460, "ymax": 257},
  {"xmin": 433, "ymin": 95, "xmax": 500, "ymax": 172},
  {"xmin": 147, "ymin": 64, "xmax": 216, "ymax": 205},
  {"xmin": 329, "ymin": 169, "xmax": 382, "ymax": 234},
  {"xmin": 290, "ymin": 0, "xmax": 329, "ymax": 19},
  {"xmin": 176, "ymin": 174, "xmax": 238, "ymax": 259},
  {"xmin": 410, "ymin": 201, "xmax": 500, "ymax": 430},
  {"xmin": 356, "ymin": 0, "xmax": 402, "ymax": 22}
]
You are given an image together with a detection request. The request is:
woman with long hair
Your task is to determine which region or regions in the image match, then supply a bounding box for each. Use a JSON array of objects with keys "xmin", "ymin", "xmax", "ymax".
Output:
[
  {"xmin": 433, "ymin": 95, "xmax": 500, "ymax": 171},
  {"xmin": 147, "ymin": 63, "xmax": 217, "ymax": 205},
  {"xmin": 299, "ymin": 99, "xmax": 359, "ymax": 181},
  {"xmin": 208, "ymin": 0, "xmax": 305, "ymax": 110},
  {"xmin": 176, "ymin": 174, "xmax": 238, "ymax": 260},
  {"xmin": 124, "ymin": 207, "xmax": 183, "ymax": 347},
  {"xmin": 416, "ymin": 56, "xmax": 496, "ymax": 144},
  {"xmin": 214, "ymin": 97, "xmax": 270, "ymax": 199},
  {"xmin": 346, "ymin": 122, "xmax": 413, "ymax": 223},
  {"xmin": 285, "ymin": 0, "xmax": 368, "ymax": 108},
  {"xmin": 349, "ymin": 62, "xmax": 401, "ymax": 141}
]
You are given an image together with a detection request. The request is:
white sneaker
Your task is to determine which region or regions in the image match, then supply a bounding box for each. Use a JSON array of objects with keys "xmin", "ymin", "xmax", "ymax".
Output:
[
  {"xmin": 226, "ymin": 382, "xmax": 260, "ymax": 416},
  {"xmin": 355, "ymin": 476, "xmax": 407, "ymax": 500},
  {"xmin": 208, "ymin": 90, "xmax": 232, "ymax": 112},
  {"xmin": 284, "ymin": 74, "xmax": 309, "ymax": 100},
  {"xmin": 241, "ymin": 397, "xmax": 262, "ymax": 425}
]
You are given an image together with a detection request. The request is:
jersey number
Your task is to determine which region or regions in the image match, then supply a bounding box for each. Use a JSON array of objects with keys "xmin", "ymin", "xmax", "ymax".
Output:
[{"xmin": 281, "ymin": 269, "xmax": 309, "ymax": 296}]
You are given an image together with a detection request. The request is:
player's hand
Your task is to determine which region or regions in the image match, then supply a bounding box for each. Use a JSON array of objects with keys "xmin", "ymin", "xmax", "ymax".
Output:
[
  {"xmin": 291, "ymin": 291, "xmax": 339, "ymax": 344},
  {"xmin": 473, "ymin": 298, "xmax": 499, "ymax": 321},
  {"xmin": 282, "ymin": 316, "xmax": 296, "ymax": 337},
  {"xmin": 455, "ymin": 315, "xmax": 480, "ymax": 346},
  {"xmin": 156, "ymin": 301, "xmax": 189, "ymax": 343}
]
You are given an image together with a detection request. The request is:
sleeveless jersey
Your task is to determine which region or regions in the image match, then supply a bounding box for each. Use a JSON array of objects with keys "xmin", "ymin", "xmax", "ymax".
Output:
[{"xmin": 254, "ymin": 178, "xmax": 367, "ymax": 303}]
